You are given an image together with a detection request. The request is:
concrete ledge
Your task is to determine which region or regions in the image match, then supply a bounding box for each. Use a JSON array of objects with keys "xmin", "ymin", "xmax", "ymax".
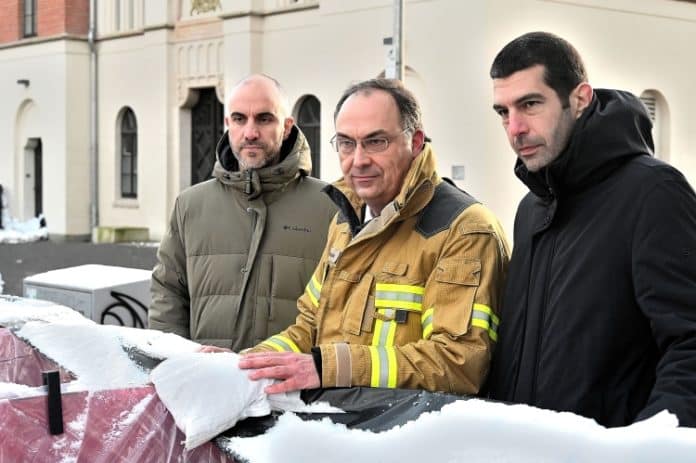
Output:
[
  {"xmin": 92, "ymin": 227, "xmax": 149, "ymax": 244},
  {"xmin": 48, "ymin": 233, "xmax": 91, "ymax": 243}
]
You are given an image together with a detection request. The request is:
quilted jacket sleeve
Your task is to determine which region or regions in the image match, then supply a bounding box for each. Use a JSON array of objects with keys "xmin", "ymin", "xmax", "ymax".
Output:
[{"xmin": 149, "ymin": 198, "xmax": 191, "ymax": 339}]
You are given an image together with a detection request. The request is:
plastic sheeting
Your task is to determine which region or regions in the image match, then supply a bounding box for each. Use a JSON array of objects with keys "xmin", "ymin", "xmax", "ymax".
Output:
[
  {"xmin": 0, "ymin": 328, "xmax": 74, "ymax": 387},
  {"xmin": 0, "ymin": 328, "xmax": 234, "ymax": 462}
]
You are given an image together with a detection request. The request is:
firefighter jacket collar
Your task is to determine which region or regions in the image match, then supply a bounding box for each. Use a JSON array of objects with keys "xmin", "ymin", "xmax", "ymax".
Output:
[
  {"xmin": 212, "ymin": 125, "xmax": 313, "ymax": 200},
  {"xmin": 325, "ymin": 143, "xmax": 440, "ymax": 237}
]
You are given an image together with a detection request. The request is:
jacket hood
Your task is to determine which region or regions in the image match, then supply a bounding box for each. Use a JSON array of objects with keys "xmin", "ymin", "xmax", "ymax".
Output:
[
  {"xmin": 515, "ymin": 89, "xmax": 654, "ymax": 199},
  {"xmin": 212, "ymin": 125, "xmax": 313, "ymax": 199}
]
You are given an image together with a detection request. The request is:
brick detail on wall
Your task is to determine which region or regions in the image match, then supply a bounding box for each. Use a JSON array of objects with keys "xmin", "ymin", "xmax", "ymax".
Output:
[
  {"xmin": 0, "ymin": 0, "xmax": 21, "ymax": 44},
  {"xmin": 0, "ymin": 0, "xmax": 89, "ymax": 45}
]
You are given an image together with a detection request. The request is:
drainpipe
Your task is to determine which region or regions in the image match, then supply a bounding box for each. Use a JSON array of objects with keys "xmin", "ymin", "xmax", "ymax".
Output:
[
  {"xmin": 393, "ymin": 0, "xmax": 404, "ymax": 81},
  {"xmin": 88, "ymin": 0, "xmax": 99, "ymax": 237}
]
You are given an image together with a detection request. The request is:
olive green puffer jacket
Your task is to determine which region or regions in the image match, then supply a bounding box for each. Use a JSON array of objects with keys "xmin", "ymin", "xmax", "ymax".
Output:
[{"xmin": 149, "ymin": 126, "xmax": 337, "ymax": 350}]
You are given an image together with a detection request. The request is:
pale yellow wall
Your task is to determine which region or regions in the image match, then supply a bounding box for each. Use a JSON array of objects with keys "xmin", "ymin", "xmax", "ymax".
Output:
[
  {"xmin": 0, "ymin": 40, "xmax": 85, "ymax": 235},
  {"xmin": 97, "ymin": 29, "xmax": 171, "ymax": 238},
  {"xmin": 5, "ymin": 0, "xmax": 696, "ymax": 241}
]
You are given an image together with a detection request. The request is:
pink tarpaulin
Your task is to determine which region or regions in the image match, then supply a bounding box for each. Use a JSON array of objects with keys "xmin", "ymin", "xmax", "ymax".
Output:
[{"xmin": 0, "ymin": 329, "xmax": 234, "ymax": 462}]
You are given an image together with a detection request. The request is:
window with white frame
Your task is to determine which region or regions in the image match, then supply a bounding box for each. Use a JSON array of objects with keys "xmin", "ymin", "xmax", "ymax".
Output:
[{"xmin": 120, "ymin": 108, "xmax": 138, "ymax": 198}]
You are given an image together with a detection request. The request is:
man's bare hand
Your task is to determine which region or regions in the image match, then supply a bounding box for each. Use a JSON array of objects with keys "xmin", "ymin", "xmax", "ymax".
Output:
[
  {"xmin": 238, "ymin": 352, "xmax": 320, "ymax": 394},
  {"xmin": 197, "ymin": 345, "xmax": 232, "ymax": 353}
]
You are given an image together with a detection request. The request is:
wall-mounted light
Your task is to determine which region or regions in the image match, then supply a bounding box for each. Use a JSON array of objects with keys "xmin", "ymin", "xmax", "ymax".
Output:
[{"xmin": 17, "ymin": 79, "xmax": 30, "ymax": 87}]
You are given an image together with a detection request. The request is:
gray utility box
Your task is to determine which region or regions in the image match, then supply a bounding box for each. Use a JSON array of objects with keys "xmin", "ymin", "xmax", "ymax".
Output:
[{"xmin": 23, "ymin": 264, "xmax": 152, "ymax": 328}]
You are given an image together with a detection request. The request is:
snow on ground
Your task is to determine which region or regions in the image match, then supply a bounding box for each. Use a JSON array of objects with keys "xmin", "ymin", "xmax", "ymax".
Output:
[
  {"xmin": 221, "ymin": 401, "xmax": 696, "ymax": 463},
  {"xmin": 0, "ymin": 215, "xmax": 48, "ymax": 243},
  {"xmin": 0, "ymin": 189, "xmax": 48, "ymax": 243}
]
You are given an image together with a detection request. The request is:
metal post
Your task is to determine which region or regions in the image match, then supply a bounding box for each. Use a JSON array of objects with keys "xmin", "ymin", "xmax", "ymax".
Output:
[
  {"xmin": 88, "ymin": 0, "xmax": 99, "ymax": 236},
  {"xmin": 393, "ymin": 0, "xmax": 405, "ymax": 81}
]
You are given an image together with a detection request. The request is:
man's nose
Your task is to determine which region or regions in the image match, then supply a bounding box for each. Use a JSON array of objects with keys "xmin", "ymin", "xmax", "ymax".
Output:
[
  {"xmin": 352, "ymin": 143, "xmax": 371, "ymax": 166},
  {"xmin": 244, "ymin": 122, "xmax": 260, "ymax": 139},
  {"xmin": 506, "ymin": 111, "xmax": 529, "ymax": 138}
]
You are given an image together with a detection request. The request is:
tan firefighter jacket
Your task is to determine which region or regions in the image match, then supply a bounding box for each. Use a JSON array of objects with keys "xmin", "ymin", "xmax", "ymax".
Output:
[{"xmin": 252, "ymin": 144, "xmax": 510, "ymax": 394}]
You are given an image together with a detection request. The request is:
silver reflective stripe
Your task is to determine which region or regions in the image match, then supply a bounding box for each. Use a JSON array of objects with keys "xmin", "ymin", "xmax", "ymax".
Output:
[
  {"xmin": 421, "ymin": 312, "xmax": 432, "ymax": 329},
  {"xmin": 307, "ymin": 277, "xmax": 321, "ymax": 304},
  {"xmin": 375, "ymin": 291, "xmax": 423, "ymax": 304},
  {"xmin": 375, "ymin": 309, "xmax": 395, "ymax": 346},
  {"xmin": 270, "ymin": 337, "xmax": 294, "ymax": 352},
  {"xmin": 472, "ymin": 308, "xmax": 492, "ymax": 325},
  {"xmin": 377, "ymin": 347, "xmax": 389, "ymax": 387}
]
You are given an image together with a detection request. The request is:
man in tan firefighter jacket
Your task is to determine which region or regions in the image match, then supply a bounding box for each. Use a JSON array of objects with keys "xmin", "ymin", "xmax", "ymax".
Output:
[{"xmin": 236, "ymin": 78, "xmax": 510, "ymax": 395}]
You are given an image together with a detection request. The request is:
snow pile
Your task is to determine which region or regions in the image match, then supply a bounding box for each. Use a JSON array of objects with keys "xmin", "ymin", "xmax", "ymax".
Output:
[
  {"xmin": 0, "ymin": 295, "xmax": 92, "ymax": 329},
  {"xmin": 15, "ymin": 322, "xmax": 199, "ymax": 391},
  {"xmin": 0, "ymin": 381, "xmax": 42, "ymax": 400},
  {"xmin": 221, "ymin": 400, "xmax": 696, "ymax": 463},
  {"xmin": 0, "ymin": 296, "xmax": 200, "ymax": 394},
  {"xmin": 0, "ymin": 214, "xmax": 48, "ymax": 243},
  {"xmin": 0, "ymin": 188, "xmax": 47, "ymax": 243}
]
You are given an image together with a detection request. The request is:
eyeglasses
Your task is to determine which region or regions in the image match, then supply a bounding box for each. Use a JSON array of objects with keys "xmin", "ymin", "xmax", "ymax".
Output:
[{"xmin": 329, "ymin": 128, "xmax": 411, "ymax": 155}]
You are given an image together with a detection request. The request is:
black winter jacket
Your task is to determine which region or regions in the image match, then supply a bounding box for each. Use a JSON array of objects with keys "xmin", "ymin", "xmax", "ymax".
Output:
[{"xmin": 488, "ymin": 89, "xmax": 696, "ymax": 427}]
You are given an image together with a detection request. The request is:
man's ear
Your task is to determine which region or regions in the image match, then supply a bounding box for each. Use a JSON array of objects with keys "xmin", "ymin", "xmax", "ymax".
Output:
[
  {"xmin": 283, "ymin": 117, "xmax": 295, "ymax": 140},
  {"xmin": 572, "ymin": 82, "xmax": 593, "ymax": 118},
  {"xmin": 411, "ymin": 129, "xmax": 426, "ymax": 156}
]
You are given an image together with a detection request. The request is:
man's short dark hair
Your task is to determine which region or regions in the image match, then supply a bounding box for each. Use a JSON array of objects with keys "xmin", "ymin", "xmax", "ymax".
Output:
[
  {"xmin": 490, "ymin": 32, "xmax": 587, "ymax": 105},
  {"xmin": 333, "ymin": 78, "xmax": 423, "ymax": 132}
]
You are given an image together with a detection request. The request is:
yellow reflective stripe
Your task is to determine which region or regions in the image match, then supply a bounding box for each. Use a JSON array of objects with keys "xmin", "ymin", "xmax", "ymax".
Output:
[
  {"xmin": 387, "ymin": 347, "xmax": 397, "ymax": 387},
  {"xmin": 471, "ymin": 303, "xmax": 499, "ymax": 342},
  {"xmin": 375, "ymin": 283, "xmax": 424, "ymax": 312},
  {"xmin": 473, "ymin": 303, "xmax": 500, "ymax": 325},
  {"xmin": 421, "ymin": 307, "xmax": 434, "ymax": 339},
  {"xmin": 368, "ymin": 345, "xmax": 397, "ymax": 388},
  {"xmin": 261, "ymin": 335, "xmax": 301, "ymax": 353},
  {"xmin": 375, "ymin": 283, "xmax": 425, "ymax": 294},
  {"xmin": 368, "ymin": 346, "xmax": 380, "ymax": 387},
  {"xmin": 305, "ymin": 273, "xmax": 322, "ymax": 307},
  {"xmin": 371, "ymin": 309, "xmax": 397, "ymax": 347}
]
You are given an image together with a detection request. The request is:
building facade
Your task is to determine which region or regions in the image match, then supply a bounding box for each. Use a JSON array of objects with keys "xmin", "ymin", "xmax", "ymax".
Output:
[{"xmin": 1, "ymin": 0, "xmax": 696, "ymax": 240}]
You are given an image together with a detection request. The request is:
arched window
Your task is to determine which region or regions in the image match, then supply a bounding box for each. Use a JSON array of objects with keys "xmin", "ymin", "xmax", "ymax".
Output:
[
  {"xmin": 639, "ymin": 90, "xmax": 670, "ymax": 162},
  {"xmin": 120, "ymin": 108, "xmax": 138, "ymax": 198},
  {"xmin": 295, "ymin": 95, "xmax": 321, "ymax": 178}
]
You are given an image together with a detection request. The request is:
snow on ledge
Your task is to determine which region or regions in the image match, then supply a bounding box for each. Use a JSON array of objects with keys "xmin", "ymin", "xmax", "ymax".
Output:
[
  {"xmin": 0, "ymin": 296, "xmax": 200, "ymax": 394},
  {"xmin": 221, "ymin": 401, "xmax": 696, "ymax": 463}
]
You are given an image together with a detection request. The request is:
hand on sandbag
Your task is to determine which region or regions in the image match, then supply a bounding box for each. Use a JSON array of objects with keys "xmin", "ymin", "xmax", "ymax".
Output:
[{"xmin": 239, "ymin": 352, "xmax": 320, "ymax": 394}]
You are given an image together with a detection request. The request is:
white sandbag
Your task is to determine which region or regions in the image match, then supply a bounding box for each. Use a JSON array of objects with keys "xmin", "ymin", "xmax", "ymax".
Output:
[{"xmin": 150, "ymin": 352, "xmax": 274, "ymax": 450}]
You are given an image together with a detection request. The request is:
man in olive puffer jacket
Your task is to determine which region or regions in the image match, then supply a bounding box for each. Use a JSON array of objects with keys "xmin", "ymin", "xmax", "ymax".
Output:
[{"xmin": 149, "ymin": 74, "xmax": 337, "ymax": 351}]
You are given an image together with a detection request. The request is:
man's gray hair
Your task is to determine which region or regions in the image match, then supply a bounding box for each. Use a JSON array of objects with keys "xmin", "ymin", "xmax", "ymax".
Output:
[{"xmin": 334, "ymin": 78, "xmax": 423, "ymax": 132}]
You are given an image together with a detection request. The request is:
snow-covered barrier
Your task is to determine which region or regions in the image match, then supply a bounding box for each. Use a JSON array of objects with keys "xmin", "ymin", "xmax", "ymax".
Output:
[{"xmin": 2, "ymin": 296, "xmax": 696, "ymax": 463}]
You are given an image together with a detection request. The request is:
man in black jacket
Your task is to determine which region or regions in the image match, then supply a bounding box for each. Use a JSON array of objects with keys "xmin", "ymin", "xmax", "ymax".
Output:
[{"xmin": 487, "ymin": 31, "xmax": 696, "ymax": 427}]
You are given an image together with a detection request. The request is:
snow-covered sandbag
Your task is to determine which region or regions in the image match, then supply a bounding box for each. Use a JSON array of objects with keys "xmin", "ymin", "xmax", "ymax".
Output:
[{"xmin": 151, "ymin": 352, "xmax": 275, "ymax": 449}]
